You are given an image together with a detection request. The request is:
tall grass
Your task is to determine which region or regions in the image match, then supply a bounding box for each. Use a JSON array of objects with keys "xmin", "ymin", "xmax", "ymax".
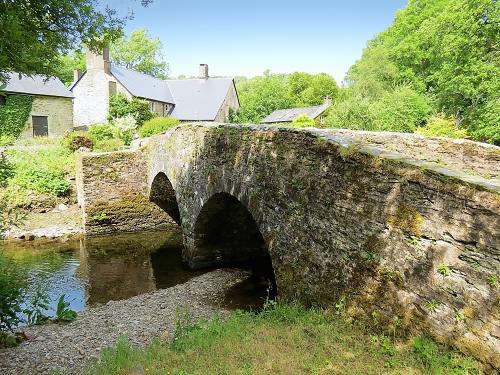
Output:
[{"xmin": 85, "ymin": 302, "xmax": 482, "ymax": 375}]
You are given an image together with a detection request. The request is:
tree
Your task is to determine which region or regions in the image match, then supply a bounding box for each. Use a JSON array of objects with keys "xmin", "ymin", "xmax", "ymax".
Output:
[
  {"xmin": 55, "ymin": 51, "xmax": 86, "ymax": 86},
  {"xmin": 110, "ymin": 29, "xmax": 169, "ymax": 79},
  {"xmin": 0, "ymin": 0, "xmax": 151, "ymax": 83}
]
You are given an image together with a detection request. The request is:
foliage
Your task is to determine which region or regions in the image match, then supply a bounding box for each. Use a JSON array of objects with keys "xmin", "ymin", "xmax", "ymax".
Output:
[
  {"xmin": 55, "ymin": 50, "xmax": 86, "ymax": 86},
  {"xmin": 233, "ymin": 70, "xmax": 338, "ymax": 123},
  {"xmin": 0, "ymin": 0, "xmax": 152, "ymax": 82},
  {"xmin": 487, "ymin": 275, "xmax": 498, "ymax": 289},
  {"xmin": 54, "ymin": 294, "xmax": 77, "ymax": 322},
  {"xmin": 110, "ymin": 28, "xmax": 169, "ymax": 79},
  {"xmin": 344, "ymin": 0, "xmax": 499, "ymax": 144},
  {"xmin": 416, "ymin": 114, "xmax": 469, "ymax": 139},
  {"xmin": 139, "ymin": 116, "xmax": 180, "ymax": 138},
  {"xmin": 437, "ymin": 264, "xmax": 452, "ymax": 276},
  {"xmin": 0, "ymin": 134, "xmax": 16, "ymax": 146},
  {"xmin": 23, "ymin": 286, "xmax": 50, "ymax": 326},
  {"xmin": 291, "ymin": 114, "xmax": 315, "ymax": 128},
  {"xmin": 4, "ymin": 144, "xmax": 74, "ymax": 202},
  {"xmin": 0, "ymin": 153, "xmax": 14, "ymax": 187},
  {"xmin": 325, "ymin": 92, "xmax": 375, "ymax": 130},
  {"xmin": 111, "ymin": 115, "xmax": 137, "ymax": 145},
  {"xmin": 0, "ymin": 250, "xmax": 27, "ymax": 331},
  {"xmin": 87, "ymin": 124, "xmax": 117, "ymax": 141},
  {"xmin": 370, "ymin": 85, "xmax": 431, "ymax": 132},
  {"xmin": 108, "ymin": 94, "xmax": 154, "ymax": 127},
  {"xmin": 0, "ymin": 95, "xmax": 33, "ymax": 137},
  {"xmin": 63, "ymin": 131, "xmax": 94, "ymax": 152},
  {"xmin": 84, "ymin": 303, "xmax": 481, "ymax": 375},
  {"xmin": 93, "ymin": 138, "xmax": 125, "ymax": 152}
]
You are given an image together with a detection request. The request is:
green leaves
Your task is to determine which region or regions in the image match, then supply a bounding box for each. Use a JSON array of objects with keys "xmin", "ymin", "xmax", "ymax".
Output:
[
  {"xmin": 0, "ymin": 95, "xmax": 33, "ymax": 138},
  {"xmin": 55, "ymin": 294, "xmax": 77, "ymax": 322}
]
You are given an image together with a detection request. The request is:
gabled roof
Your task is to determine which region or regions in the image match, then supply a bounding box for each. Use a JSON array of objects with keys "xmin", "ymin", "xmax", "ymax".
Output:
[
  {"xmin": 111, "ymin": 64, "xmax": 174, "ymax": 104},
  {"xmin": 167, "ymin": 78, "xmax": 234, "ymax": 121},
  {"xmin": 1, "ymin": 72, "xmax": 73, "ymax": 98},
  {"xmin": 260, "ymin": 103, "xmax": 330, "ymax": 123}
]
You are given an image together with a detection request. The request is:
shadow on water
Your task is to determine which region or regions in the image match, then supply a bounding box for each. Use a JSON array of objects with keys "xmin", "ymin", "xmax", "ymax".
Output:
[{"xmin": 3, "ymin": 229, "xmax": 276, "ymax": 325}]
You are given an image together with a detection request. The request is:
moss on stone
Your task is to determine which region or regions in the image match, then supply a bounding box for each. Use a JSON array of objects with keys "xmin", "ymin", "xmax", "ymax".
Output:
[{"xmin": 388, "ymin": 204, "xmax": 424, "ymax": 236}]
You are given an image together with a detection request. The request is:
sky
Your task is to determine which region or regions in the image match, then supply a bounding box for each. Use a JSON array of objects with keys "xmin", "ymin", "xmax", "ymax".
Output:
[{"xmin": 108, "ymin": 0, "xmax": 407, "ymax": 83}]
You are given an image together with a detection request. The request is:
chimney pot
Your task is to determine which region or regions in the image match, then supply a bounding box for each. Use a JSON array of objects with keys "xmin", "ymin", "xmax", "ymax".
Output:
[{"xmin": 199, "ymin": 64, "xmax": 209, "ymax": 79}]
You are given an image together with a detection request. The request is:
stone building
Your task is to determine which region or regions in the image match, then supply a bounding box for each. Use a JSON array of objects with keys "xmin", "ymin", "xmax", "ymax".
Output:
[
  {"xmin": 71, "ymin": 49, "xmax": 240, "ymax": 127},
  {"xmin": 0, "ymin": 73, "xmax": 73, "ymax": 137},
  {"xmin": 260, "ymin": 97, "xmax": 332, "ymax": 126}
]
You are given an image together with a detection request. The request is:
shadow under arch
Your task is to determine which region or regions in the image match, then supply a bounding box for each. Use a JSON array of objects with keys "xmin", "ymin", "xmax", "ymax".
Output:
[{"xmin": 149, "ymin": 172, "xmax": 181, "ymax": 225}]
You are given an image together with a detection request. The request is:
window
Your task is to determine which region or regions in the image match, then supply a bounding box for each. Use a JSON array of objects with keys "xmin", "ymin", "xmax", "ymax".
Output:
[
  {"xmin": 0, "ymin": 95, "xmax": 6, "ymax": 105},
  {"xmin": 150, "ymin": 101, "xmax": 154, "ymax": 111}
]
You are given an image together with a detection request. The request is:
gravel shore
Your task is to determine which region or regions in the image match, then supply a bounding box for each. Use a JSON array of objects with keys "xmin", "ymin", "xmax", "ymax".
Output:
[{"xmin": 0, "ymin": 268, "xmax": 250, "ymax": 375}]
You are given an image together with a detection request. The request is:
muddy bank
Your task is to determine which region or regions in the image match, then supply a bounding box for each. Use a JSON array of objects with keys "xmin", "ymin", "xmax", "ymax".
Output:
[{"xmin": 0, "ymin": 268, "xmax": 250, "ymax": 375}]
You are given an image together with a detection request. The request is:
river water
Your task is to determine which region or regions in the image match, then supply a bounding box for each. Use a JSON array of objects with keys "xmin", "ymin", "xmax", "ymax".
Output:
[{"xmin": 3, "ymin": 230, "xmax": 274, "ymax": 325}]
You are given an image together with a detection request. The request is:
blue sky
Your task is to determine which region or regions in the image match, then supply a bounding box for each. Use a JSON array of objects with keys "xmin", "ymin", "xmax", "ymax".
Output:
[{"xmin": 110, "ymin": 0, "xmax": 407, "ymax": 83}]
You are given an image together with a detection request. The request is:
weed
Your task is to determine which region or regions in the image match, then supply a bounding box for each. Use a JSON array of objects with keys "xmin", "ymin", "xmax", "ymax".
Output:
[
  {"xmin": 54, "ymin": 294, "xmax": 77, "ymax": 322},
  {"xmin": 437, "ymin": 264, "xmax": 452, "ymax": 276},
  {"xmin": 407, "ymin": 235, "xmax": 421, "ymax": 249},
  {"xmin": 424, "ymin": 299, "xmax": 440, "ymax": 313},
  {"xmin": 487, "ymin": 274, "xmax": 498, "ymax": 288}
]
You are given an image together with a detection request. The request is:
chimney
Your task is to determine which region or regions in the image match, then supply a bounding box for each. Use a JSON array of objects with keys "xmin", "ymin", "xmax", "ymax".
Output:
[
  {"xmin": 73, "ymin": 69, "xmax": 82, "ymax": 83},
  {"xmin": 199, "ymin": 64, "xmax": 209, "ymax": 79},
  {"xmin": 323, "ymin": 96, "xmax": 333, "ymax": 106},
  {"xmin": 86, "ymin": 47, "xmax": 111, "ymax": 74}
]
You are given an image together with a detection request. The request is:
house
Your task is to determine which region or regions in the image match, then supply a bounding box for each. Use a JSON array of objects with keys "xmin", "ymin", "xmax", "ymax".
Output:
[
  {"xmin": 260, "ymin": 97, "xmax": 332, "ymax": 126},
  {"xmin": 71, "ymin": 49, "xmax": 240, "ymax": 127},
  {"xmin": 0, "ymin": 73, "xmax": 73, "ymax": 137}
]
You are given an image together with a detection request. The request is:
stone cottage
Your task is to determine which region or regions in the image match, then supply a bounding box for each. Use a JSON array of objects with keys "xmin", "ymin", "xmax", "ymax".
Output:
[
  {"xmin": 261, "ymin": 97, "xmax": 332, "ymax": 126},
  {"xmin": 0, "ymin": 73, "xmax": 73, "ymax": 137},
  {"xmin": 71, "ymin": 49, "xmax": 240, "ymax": 127}
]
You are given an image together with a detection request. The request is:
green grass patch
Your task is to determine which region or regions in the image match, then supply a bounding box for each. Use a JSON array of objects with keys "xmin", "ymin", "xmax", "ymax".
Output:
[{"xmin": 84, "ymin": 303, "xmax": 482, "ymax": 375}]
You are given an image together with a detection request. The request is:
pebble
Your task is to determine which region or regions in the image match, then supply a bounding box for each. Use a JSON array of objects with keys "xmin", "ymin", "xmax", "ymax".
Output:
[{"xmin": 0, "ymin": 268, "xmax": 249, "ymax": 375}]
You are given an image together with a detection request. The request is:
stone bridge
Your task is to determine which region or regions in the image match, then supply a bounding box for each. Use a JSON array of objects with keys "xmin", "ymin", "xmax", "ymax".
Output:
[{"xmin": 76, "ymin": 123, "xmax": 500, "ymax": 369}]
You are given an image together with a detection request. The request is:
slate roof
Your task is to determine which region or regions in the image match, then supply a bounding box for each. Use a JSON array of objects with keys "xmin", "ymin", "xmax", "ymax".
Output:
[
  {"xmin": 260, "ymin": 103, "xmax": 329, "ymax": 123},
  {"xmin": 167, "ymin": 78, "xmax": 234, "ymax": 121},
  {"xmin": 1, "ymin": 72, "xmax": 73, "ymax": 98},
  {"xmin": 111, "ymin": 64, "xmax": 174, "ymax": 104},
  {"xmin": 108, "ymin": 65, "xmax": 235, "ymax": 121}
]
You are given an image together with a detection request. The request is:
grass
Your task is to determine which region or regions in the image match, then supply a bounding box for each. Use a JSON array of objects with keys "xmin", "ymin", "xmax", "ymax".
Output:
[{"xmin": 84, "ymin": 303, "xmax": 482, "ymax": 375}]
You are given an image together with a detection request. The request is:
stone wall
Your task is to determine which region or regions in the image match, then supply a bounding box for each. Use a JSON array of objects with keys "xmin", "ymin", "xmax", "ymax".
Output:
[
  {"xmin": 77, "ymin": 124, "xmax": 500, "ymax": 369},
  {"xmin": 20, "ymin": 96, "xmax": 73, "ymax": 138},
  {"xmin": 76, "ymin": 149, "xmax": 177, "ymax": 235}
]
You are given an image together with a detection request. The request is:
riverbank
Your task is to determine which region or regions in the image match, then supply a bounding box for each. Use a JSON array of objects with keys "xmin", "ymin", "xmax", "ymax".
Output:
[{"xmin": 0, "ymin": 268, "xmax": 250, "ymax": 375}]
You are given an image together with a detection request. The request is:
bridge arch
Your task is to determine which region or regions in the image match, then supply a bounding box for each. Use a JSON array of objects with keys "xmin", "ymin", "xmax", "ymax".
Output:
[{"xmin": 149, "ymin": 172, "xmax": 181, "ymax": 225}]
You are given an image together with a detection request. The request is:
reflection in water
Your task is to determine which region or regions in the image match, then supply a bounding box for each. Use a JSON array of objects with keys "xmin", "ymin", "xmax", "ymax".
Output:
[{"xmin": 3, "ymin": 229, "xmax": 275, "ymax": 324}]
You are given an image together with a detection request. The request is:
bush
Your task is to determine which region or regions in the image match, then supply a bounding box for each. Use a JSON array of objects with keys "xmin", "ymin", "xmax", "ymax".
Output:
[
  {"xmin": 63, "ymin": 131, "xmax": 93, "ymax": 152},
  {"xmin": 138, "ymin": 116, "xmax": 180, "ymax": 138},
  {"xmin": 93, "ymin": 138, "xmax": 125, "ymax": 152},
  {"xmin": 416, "ymin": 114, "xmax": 468, "ymax": 139},
  {"xmin": 325, "ymin": 94, "xmax": 375, "ymax": 130},
  {"xmin": 291, "ymin": 114, "xmax": 316, "ymax": 128},
  {"xmin": 370, "ymin": 86, "xmax": 431, "ymax": 132},
  {"xmin": 87, "ymin": 124, "xmax": 116, "ymax": 141},
  {"xmin": 112, "ymin": 115, "xmax": 137, "ymax": 145},
  {"xmin": 14, "ymin": 168, "xmax": 70, "ymax": 196},
  {"xmin": 108, "ymin": 94, "xmax": 155, "ymax": 126}
]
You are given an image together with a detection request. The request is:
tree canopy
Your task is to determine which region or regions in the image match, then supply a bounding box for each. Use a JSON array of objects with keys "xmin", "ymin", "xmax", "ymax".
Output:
[
  {"xmin": 334, "ymin": 0, "xmax": 499, "ymax": 144},
  {"xmin": 110, "ymin": 28, "xmax": 169, "ymax": 79},
  {"xmin": 232, "ymin": 71, "xmax": 338, "ymax": 124},
  {"xmin": 0, "ymin": 0, "xmax": 151, "ymax": 83}
]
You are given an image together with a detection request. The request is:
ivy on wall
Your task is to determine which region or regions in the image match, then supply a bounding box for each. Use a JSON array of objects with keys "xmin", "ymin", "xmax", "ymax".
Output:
[{"xmin": 0, "ymin": 95, "xmax": 33, "ymax": 137}]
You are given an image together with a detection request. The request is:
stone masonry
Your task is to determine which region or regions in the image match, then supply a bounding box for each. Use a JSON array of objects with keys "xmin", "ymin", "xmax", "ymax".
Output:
[{"xmin": 76, "ymin": 124, "xmax": 500, "ymax": 369}]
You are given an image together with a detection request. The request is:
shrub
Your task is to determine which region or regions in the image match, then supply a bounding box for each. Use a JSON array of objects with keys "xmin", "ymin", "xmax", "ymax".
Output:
[
  {"xmin": 14, "ymin": 168, "xmax": 70, "ymax": 196},
  {"xmin": 325, "ymin": 94, "xmax": 375, "ymax": 130},
  {"xmin": 138, "ymin": 116, "xmax": 180, "ymax": 138},
  {"xmin": 87, "ymin": 124, "xmax": 116, "ymax": 141},
  {"xmin": 63, "ymin": 131, "xmax": 93, "ymax": 152},
  {"xmin": 291, "ymin": 114, "xmax": 315, "ymax": 128},
  {"xmin": 93, "ymin": 138, "xmax": 125, "ymax": 152},
  {"xmin": 112, "ymin": 115, "xmax": 137, "ymax": 145},
  {"xmin": 108, "ymin": 94, "xmax": 155, "ymax": 126},
  {"xmin": 370, "ymin": 86, "xmax": 431, "ymax": 132},
  {"xmin": 0, "ymin": 135, "xmax": 15, "ymax": 146},
  {"xmin": 416, "ymin": 114, "xmax": 468, "ymax": 139}
]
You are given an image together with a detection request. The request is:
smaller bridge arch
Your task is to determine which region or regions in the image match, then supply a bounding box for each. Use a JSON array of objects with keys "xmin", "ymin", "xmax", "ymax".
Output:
[{"xmin": 149, "ymin": 172, "xmax": 181, "ymax": 225}]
